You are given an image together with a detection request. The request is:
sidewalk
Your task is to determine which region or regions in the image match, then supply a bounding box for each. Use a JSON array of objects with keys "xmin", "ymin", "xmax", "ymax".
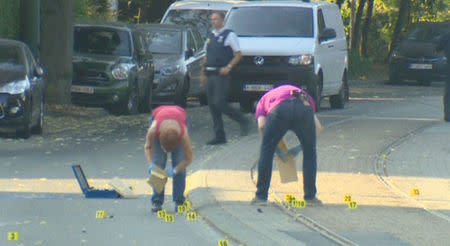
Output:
[{"xmin": 186, "ymin": 119, "xmax": 450, "ymax": 246}]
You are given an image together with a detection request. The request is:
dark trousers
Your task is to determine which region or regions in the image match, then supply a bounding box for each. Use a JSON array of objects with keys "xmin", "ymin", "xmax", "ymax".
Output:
[
  {"xmin": 206, "ymin": 74, "xmax": 247, "ymax": 139},
  {"xmin": 255, "ymin": 99, "xmax": 317, "ymax": 200},
  {"xmin": 444, "ymin": 67, "xmax": 450, "ymax": 121}
]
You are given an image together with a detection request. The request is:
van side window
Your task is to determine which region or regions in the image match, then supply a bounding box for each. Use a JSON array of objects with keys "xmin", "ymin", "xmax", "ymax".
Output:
[
  {"xmin": 192, "ymin": 30, "xmax": 204, "ymax": 51},
  {"xmin": 317, "ymin": 9, "xmax": 326, "ymax": 35}
]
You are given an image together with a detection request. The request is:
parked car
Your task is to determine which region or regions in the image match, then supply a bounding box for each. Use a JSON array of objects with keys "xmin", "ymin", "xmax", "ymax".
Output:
[
  {"xmin": 224, "ymin": 1, "xmax": 349, "ymax": 111},
  {"xmin": 389, "ymin": 22, "xmax": 449, "ymax": 86},
  {"xmin": 161, "ymin": 0, "xmax": 246, "ymax": 40},
  {"xmin": 136, "ymin": 24, "xmax": 205, "ymax": 107},
  {"xmin": 0, "ymin": 39, "xmax": 45, "ymax": 138},
  {"xmin": 71, "ymin": 23, "xmax": 154, "ymax": 114}
]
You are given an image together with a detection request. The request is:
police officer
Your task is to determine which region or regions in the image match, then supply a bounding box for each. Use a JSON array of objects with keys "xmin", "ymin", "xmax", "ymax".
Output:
[
  {"xmin": 436, "ymin": 31, "xmax": 450, "ymax": 122},
  {"xmin": 201, "ymin": 11, "xmax": 249, "ymax": 145}
]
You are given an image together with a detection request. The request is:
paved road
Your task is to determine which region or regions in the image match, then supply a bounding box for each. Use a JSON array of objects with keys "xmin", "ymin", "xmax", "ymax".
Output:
[{"xmin": 0, "ymin": 80, "xmax": 448, "ymax": 245}]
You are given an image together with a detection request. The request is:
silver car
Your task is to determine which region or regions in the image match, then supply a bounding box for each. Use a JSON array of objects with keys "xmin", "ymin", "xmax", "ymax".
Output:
[{"xmin": 137, "ymin": 24, "xmax": 206, "ymax": 107}]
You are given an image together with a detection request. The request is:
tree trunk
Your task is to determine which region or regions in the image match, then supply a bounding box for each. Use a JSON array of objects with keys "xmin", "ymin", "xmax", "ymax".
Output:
[
  {"xmin": 40, "ymin": 0, "xmax": 74, "ymax": 104},
  {"xmin": 350, "ymin": 0, "xmax": 366, "ymax": 51},
  {"xmin": 348, "ymin": 0, "xmax": 356, "ymax": 49},
  {"xmin": 360, "ymin": 0, "xmax": 374, "ymax": 57},
  {"xmin": 388, "ymin": 0, "xmax": 411, "ymax": 59}
]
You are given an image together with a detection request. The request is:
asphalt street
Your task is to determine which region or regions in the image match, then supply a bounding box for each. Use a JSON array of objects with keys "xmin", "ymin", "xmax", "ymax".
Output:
[{"xmin": 0, "ymin": 79, "xmax": 449, "ymax": 245}]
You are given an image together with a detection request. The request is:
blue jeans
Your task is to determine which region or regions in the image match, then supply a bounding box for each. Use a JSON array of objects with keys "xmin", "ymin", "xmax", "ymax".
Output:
[
  {"xmin": 255, "ymin": 98, "xmax": 317, "ymax": 200},
  {"xmin": 148, "ymin": 116, "xmax": 187, "ymax": 205}
]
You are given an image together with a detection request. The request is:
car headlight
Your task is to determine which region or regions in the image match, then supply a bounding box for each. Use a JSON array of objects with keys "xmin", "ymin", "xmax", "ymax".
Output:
[
  {"xmin": 0, "ymin": 78, "xmax": 30, "ymax": 95},
  {"xmin": 112, "ymin": 63, "xmax": 132, "ymax": 80},
  {"xmin": 288, "ymin": 55, "xmax": 313, "ymax": 65},
  {"xmin": 391, "ymin": 50, "xmax": 400, "ymax": 59},
  {"xmin": 160, "ymin": 65, "xmax": 181, "ymax": 76}
]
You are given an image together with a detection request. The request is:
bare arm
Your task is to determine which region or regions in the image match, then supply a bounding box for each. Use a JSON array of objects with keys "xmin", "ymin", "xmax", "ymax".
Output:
[
  {"xmin": 314, "ymin": 115, "xmax": 322, "ymax": 137},
  {"xmin": 220, "ymin": 51, "xmax": 242, "ymax": 76},
  {"xmin": 144, "ymin": 120, "xmax": 157, "ymax": 163},
  {"xmin": 173, "ymin": 128, "xmax": 193, "ymax": 173},
  {"xmin": 257, "ymin": 116, "xmax": 266, "ymax": 134}
]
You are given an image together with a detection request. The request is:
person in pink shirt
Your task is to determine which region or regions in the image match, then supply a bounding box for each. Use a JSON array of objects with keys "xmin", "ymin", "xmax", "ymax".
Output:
[
  {"xmin": 144, "ymin": 105, "xmax": 193, "ymax": 212},
  {"xmin": 251, "ymin": 84, "xmax": 323, "ymax": 206}
]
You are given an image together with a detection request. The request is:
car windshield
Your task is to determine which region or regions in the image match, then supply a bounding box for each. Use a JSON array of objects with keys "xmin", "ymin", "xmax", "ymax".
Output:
[
  {"xmin": 146, "ymin": 30, "xmax": 182, "ymax": 54},
  {"xmin": 73, "ymin": 26, "xmax": 132, "ymax": 56},
  {"xmin": 0, "ymin": 45, "xmax": 26, "ymax": 82},
  {"xmin": 163, "ymin": 9, "xmax": 226, "ymax": 38},
  {"xmin": 406, "ymin": 24, "xmax": 450, "ymax": 42},
  {"xmin": 227, "ymin": 6, "xmax": 313, "ymax": 37}
]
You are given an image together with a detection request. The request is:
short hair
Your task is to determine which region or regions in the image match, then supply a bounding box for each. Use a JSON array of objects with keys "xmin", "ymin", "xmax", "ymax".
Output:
[
  {"xmin": 160, "ymin": 128, "xmax": 181, "ymax": 152},
  {"xmin": 211, "ymin": 11, "xmax": 225, "ymax": 20}
]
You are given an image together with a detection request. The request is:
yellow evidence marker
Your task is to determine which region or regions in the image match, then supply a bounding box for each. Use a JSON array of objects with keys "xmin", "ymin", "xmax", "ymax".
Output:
[
  {"xmin": 410, "ymin": 188, "xmax": 420, "ymax": 196},
  {"xmin": 183, "ymin": 200, "xmax": 192, "ymax": 210},
  {"xmin": 157, "ymin": 209, "xmax": 166, "ymax": 219},
  {"xmin": 291, "ymin": 200, "xmax": 306, "ymax": 208},
  {"xmin": 348, "ymin": 201, "xmax": 358, "ymax": 209},
  {"xmin": 164, "ymin": 213, "xmax": 175, "ymax": 223},
  {"xmin": 344, "ymin": 194, "xmax": 352, "ymax": 202},
  {"xmin": 218, "ymin": 239, "xmax": 229, "ymax": 246},
  {"xmin": 95, "ymin": 210, "xmax": 107, "ymax": 219},
  {"xmin": 186, "ymin": 211, "xmax": 197, "ymax": 221},
  {"xmin": 284, "ymin": 194, "xmax": 295, "ymax": 203},
  {"xmin": 177, "ymin": 205, "xmax": 187, "ymax": 214},
  {"xmin": 8, "ymin": 232, "xmax": 19, "ymax": 241}
]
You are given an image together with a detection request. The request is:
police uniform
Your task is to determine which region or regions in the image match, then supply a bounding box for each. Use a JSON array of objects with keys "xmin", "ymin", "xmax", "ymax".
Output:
[
  {"xmin": 436, "ymin": 32, "xmax": 450, "ymax": 122},
  {"xmin": 204, "ymin": 27, "xmax": 248, "ymax": 144}
]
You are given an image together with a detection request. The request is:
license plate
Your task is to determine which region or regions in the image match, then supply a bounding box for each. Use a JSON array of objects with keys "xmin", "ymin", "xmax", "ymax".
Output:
[
  {"xmin": 243, "ymin": 84, "xmax": 273, "ymax": 92},
  {"xmin": 408, "ymin": 64, "xmax": 432, "ymax": 70},
  {"xmin": 71, "ymin": 86, "xmax": 94, "ymax": 94}
]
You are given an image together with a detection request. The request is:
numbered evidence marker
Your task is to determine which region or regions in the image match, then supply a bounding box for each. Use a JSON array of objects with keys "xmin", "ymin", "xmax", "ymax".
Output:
[
  {"xmin": 164, "ymin": 213, "xmax": 175, "ymax": 223},
  {"xmin": 183, "ymin": 200, "xmax": 192, "ymax": 210},
  {"xmin": 344, "ymin": 194, "xmax": 352, "ymax": 202},
  {"xmin": 284, "ymin": 194, "xmax": 295, "ymax": 203},
  {"xmin": 186, "ymin": 211, "xmax": 197, "ymax": 221},
  {"xmin": 8, "ymin": 232, "xmax": 19, "ymax": 241},
  {"xmin": 290, "ymin": 199, "xmax": 306, "ymax": 208},
  {"xmin": 218, "ymin": 239, "xmax": 229, "ymax": 246},
  {"xmin": 348, "ymin": 201, "xmax": 358, "ymax": 209},
  {"xmin": 95, "ymin": 210, "xmax": 107, "ymax": 219},
  {"xmin": 157, "ymin": 209, "xmax": 166, "ymax": 219},
  {"xmin": 410, "ymin": 188, "xmax": 420, "ymax": 196},
  {"xmin": 177, "ymin": 205, "xmax": 187, "ymax": 214}
]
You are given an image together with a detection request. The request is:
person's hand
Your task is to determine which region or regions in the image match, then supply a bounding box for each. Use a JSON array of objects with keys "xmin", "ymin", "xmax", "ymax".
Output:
[
  {"xmin": 219, "ymin": 66, "xmax": 231, "ymax": 76},
  {"xmin": 147, "ymin": 162, "xmax": 156, "ymax": 174},
  {"xmin": 287, "ymin": 144, "xmax": 302, "ymax": 157},
  {"xmin": 166, "ymin": 168, "xmax": 177, "ymax": 178},
  {"xmin": 275, "ymin": 147, "xmax": 287, "ymax": 162},
  {"xmin": 200, "ymin": 74, "xmax": 207, "ymax": 87}
]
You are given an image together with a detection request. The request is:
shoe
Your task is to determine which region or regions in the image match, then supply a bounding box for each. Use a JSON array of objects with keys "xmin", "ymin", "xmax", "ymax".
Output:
[
  {"xmin": 305, "ymin": 197, "xmax": 323, "ymax": 207},
  {"xmin": 240, "ymin": 119, "xmax": 250, "ymax": 136},
  {"xmin": 206, "ymin": 137, "xmax": 226, "ymax": 145},
  {"xmin": 151, "ymin": 203, "xmax": 162, "ymax": 213},
  {"xmin": 250, "ymin": 196, "xmax": 267, "ymax": 206}
]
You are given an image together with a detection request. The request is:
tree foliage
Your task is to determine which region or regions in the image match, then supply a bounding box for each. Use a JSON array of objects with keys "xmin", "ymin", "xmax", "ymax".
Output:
[{"xmin": 0, "ymin": 0, "xmax": 20, "ymax": 39}]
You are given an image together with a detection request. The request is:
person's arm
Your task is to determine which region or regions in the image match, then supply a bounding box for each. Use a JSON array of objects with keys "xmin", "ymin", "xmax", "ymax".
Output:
[
  {"xmin": 220, "ymin": 51, "xmax": 242, "ymax": 75},
  {"xmin": 144, "ymin": 120, "xmax": 157, "ymax": 163},
  {"xmin": 257, "ymin": 116, "xmax": 266, "ymax": 134},
  {"xmin": 173, "ymin": 128, "xmax": 193, "ymax": 173},
  {"xmin": 314, "ymin": 114, "xmax": 322, "ymax": 137}
]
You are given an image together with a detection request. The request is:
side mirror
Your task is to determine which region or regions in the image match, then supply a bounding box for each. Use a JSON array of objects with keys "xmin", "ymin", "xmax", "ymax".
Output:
[
  {"xmin": 319, "ymin": 28, "xmax": 337, "ymax": 42},
  {"xmin": 36, "ymin": 66, "xmax": 44, "ymax": 77},
  {"xmin": 185, "ymin": 48, "xmax": 194, "ymax": 59}
]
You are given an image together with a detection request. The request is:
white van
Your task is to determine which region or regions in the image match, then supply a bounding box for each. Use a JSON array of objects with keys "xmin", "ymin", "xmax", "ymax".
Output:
[
  {"xmin": 161, "ymin": 0, "xmax": 246, "ymax": 39},
  {"xmin": 224, "ymin": 1, "xmax": 349, "ymax": 111}
]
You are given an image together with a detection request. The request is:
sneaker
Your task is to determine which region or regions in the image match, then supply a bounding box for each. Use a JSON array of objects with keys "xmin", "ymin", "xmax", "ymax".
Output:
[
  {"xmin": 305, "ymin": 197, "xmax": 323, "ymax": 207},
  {"xmin": 151, "ymin": 203, "xmax": 162, "ymax": 213},
  {"xmin": 206, "ymin": 137, "xmax": 226, "ymax": 145},
  {"xmin": 250, "ymin": 196, "xmax": 267, "ymax": 206}
]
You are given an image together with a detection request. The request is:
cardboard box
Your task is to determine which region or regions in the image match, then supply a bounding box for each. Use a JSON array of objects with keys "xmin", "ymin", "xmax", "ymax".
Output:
[
  {"xmin": 146, "ymin": 165, "xmax": 168, "ymax": 193},
  {"xmin": 275, "ymin": 139, "xmax": 298, "ymax": 183}
]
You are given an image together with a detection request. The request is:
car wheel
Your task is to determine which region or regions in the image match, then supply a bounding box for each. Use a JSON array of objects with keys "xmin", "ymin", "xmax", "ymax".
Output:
[
  {"xmin": 31, "ymin": 100, "xmax": 44, "ymax": 134},
  {"xmin": 307, "ymin": 74, "xmax": 322, "ymax": 111},
  {"xmin": 174, "ymin": 79, "xmax": 188, "ymax": 108},
  {"xmin": 199, "ymin": 94, "xmax": 208, "ymax": 106},
  {"xmin": 330, "ymin": 73, "xmax": 348, "ymax": 109},
  {"xmin": 388, "ymin": 69, "xmax": 401, "ymax": 84},
  {"xmin": 239, "ymin": 98, "xmax": 254, "ymax": 113},
  {"xmin": 418, "ymin": 79, "xmax": 431, "ymax": 86},
  {"xmin": 126, "ymin": 82, "xmax": 139, "ymax": 115}
]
